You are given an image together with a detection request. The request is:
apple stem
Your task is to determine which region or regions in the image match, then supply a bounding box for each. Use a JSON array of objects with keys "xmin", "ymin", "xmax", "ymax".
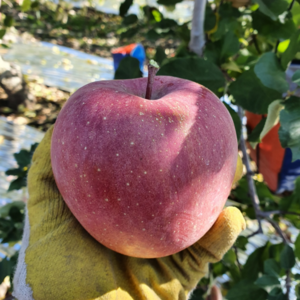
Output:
[{"xmin": 145, "ymin": 60, "xmax": 159, "ymax": 100}]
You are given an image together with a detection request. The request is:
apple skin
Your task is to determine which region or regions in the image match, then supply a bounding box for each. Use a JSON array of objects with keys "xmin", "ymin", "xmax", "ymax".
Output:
[{"xmin": 51, "ymin": 76, "xmax": 238, "ymax": 258}]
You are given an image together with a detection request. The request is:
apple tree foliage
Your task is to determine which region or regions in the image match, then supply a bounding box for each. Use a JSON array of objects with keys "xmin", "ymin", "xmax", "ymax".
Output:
[
  {"xmin": 115, "ymin": 0, "xmax": 300, "ymax": 299},
  {"xmin": 0, "ymin": 0, "xmax": 300, "ymax": 298}
]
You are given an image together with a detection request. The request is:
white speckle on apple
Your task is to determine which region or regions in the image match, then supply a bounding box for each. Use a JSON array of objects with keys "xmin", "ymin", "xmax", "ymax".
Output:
[
  {"xmin": 62, "ymin": 141, "xmax": 64, "ymax": 145},
  {"xmin": 75, "ymin": 164, "xmax": 78, "ymax": 168},
  {"xmin": 144, "ymin": 171, "xmax": 147, "ymax": 174},
  {"xmin": 116, "ymin": 154, "xmax": 119, "ymax": 156},
  {"xmin": 88, "ymin": 194, "xmax": 91, "ymax": 197},
  {"xmin": 118, "ymin": 198, "xmax": 121, "ymax": 201},
  {"xmin": 139, "ymin": 112, "xmax": 144, "ymax": 115},
  {"xmin": 130, "ymin": 142, "xmax": 134, "ymax": 145},
  {"xmin": 142, "ymin": 229, "xmax": 145, "ymax": 231},
  {"xmin": 136, "ymin": 203, "xmax": 139, "ymax": 206},
  {"xmin": 103, "ymin": 117, "xmax": 106, "ymax": 120},
  {"xmin": 87, "ymin": 121, "xmax": 90, "ymax": 125},
  {"xmin": 92, "ymin": 212, "xmax": 95, "ymax": 214},
  {"xmin": 104, "ymin": 228, "xmax": 106, "ymax": 231},
  {"xmin": 97, "ymin": 168, "xmax": 101, "ymax": 171},
  {"xmin": 159, "ymin": 202, "xmax": 162, "ymax": 205},
  {"xmin": 105, "ymin": 199, "xmax": 109, "ymax": 202},
  {"xmin": 84, "ymin": 147, "xmax": 87, "ymax": 150},
  {"xmin": 124, "ymin": 213, "xmax": 126, "ymax": 215},
  {"xmin": 126, "ymin": 183, "xmax": 130, "ymax": 186}
]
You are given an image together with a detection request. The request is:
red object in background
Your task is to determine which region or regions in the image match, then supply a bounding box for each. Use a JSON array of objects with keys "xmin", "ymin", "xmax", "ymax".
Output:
[
  {"xmin": 111, "ymin": 43, "xmax": 137, "ymax": 55},
  {"xmin": 246, "ymin": 111, "xmax": 285, "ymax": 192}
]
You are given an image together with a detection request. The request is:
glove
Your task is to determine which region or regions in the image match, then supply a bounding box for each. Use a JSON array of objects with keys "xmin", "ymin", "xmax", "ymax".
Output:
[{"xmin": 13, "ymin": 125, "xmax": 245, "ymax": 300}]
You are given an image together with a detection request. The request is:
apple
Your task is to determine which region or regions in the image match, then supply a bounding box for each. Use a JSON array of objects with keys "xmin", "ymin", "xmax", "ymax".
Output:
[{"xmin": 51, "ymin": 74, "xmax": 238, "ymax": 258}]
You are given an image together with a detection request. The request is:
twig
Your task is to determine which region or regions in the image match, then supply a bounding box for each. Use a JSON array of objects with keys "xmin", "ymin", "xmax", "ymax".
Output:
[
  {"xmin": 274, "ymin": 40, "xmax": 279, "ymax": 54},
  {"xmin": 252, "ymin": 35, "xmax": 261, "ymax": 55},
  {"xmin": 288, "ymin": 0, "xmax": 296, "ymax": 11},
  {"xmin": 238, "ymin": 107, "xmax": 263, "ymax": 234},
  {"xmin": 286, "ymin": 270, "xmax": 291, "ymax": 300},
  {"xmin": 234, "ymin": 246, "xmax": 242, "ymax": 272},
  {"xmin": 247, "ymin": 229, "xmax": 261, "ymax": 239},
  {"xmin": 266, "ymin": 217, "xmax": 289, "ymax": 244},
  {"xmin": 189, "ymin": 0, "xmax": 207, "ymax": 56},
  {"xmin": 259, "ymin": 210, "xmax": 300, "ymax": 218}
]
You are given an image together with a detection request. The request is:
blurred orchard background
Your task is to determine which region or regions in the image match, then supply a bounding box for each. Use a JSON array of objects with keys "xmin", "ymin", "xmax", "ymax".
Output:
[{"xmin": 0, "ymin": 0, "xmax": 300, "ymax": 299}]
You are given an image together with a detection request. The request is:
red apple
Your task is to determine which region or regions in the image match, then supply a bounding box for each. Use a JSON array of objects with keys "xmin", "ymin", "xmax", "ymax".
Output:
[{"xmin": 51, "ymin": 76, "xmax": 238, "ymax": 258}]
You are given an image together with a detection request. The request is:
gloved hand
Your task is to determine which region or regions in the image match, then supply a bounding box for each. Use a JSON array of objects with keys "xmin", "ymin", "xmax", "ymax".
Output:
[{"xmin": 13, "ymin": 125, "xmax": 245, "ymax": 300}]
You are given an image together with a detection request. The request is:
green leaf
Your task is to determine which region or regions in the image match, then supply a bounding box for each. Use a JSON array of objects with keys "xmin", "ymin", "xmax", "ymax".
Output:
[
  {"xmin": 21, "ymin": 0, "xmax": 31, "ymax": 12},
  {"xmin": 278, "ymin": 96, "xmax": 300, "ymax": 161},
  {"xmin": 120, "ymin": 26, "xmax": 140, "ymax": 39},
  {"xmin": 205, "ymin": 6, "xmax": 217, "ymax": 32},
  {"xmin": 295, "ymin": 233, "xmax": 300, "ymax": 260},
  {"xmin": 226, "ymin": 279, "xmax": 268, "ymax": 300},
  {"xmin": 253, "ymin": 0, "xmax": 290, "ymax": 20},
  {"xmin": 294, "ymin": 273, "xmax": 300, "ymax": 280},
  {"xmin": 204, "ymin": 31, "xmax": 239, "ymax": 65},
  {"xmin": 252, "ymin": 10, "xmax": 296, "ymax": 40},
  {"xmin": 4, "ymin": 15, "xmax": 14, "ymax": 27},
  {"xmin": 255, "ymin": 275, "xmax": 280, "ymax": 287},
  {"xmin": 5, "ymin": 168, "xmax": 26, "ymax": 176},
  {"xmin": 254, "ymin": 52, "xmax": 288, "ymax": 93},
  {"xmin": 122, "ymin": 14, "xmax": 138, "ymax": 25},
  {"xmin": 268, "ymin": 287, "xmax": 286, "ymax": 300},
  {"xmin": 0, "ymin": 202, "xmax": 25, "ymax": 218},
  {"xmin": 156, "ymin": 19, "xmax": 177, "ymax": 29},
  {"xmin": 157, "ymin": 0, "xmax": 184, "ymax": 5},
  {"xmin": 220, "ymin": 31, "xmax": 240, "ymax": 62},
  {"xmin": 157, "ymin": 57, "xmax": 225, "ymax": 94},
  {"xmin": 248, "ymin": 118, "xmax": 266, "ymax": 143},
  {"xmin": 242, "ymin": 245, "xmax": 266, "ymax": 280},
  {"xmin": 146, "ymin": 29, "xmax": 161, "ymax": 41},
  {"xmin": 280, "ymin": 244, "xmax": 295, "ymax": 269},
  {"xmin": 281, "ymin": 29, "xmax": 300, "ymax": 69},
  {"xmin": 293, "ymin": 1, "xmax": 300, "ymax": 27},
  {"xmin": 223, "ymin": 103, "xmax": 241, "ymax": 141},
  {"xmin": 229, "ymin": 69, "xmax": 282, "ymax": 114},
  {"xmin": 0, "ymin": 258, "xmax": 13, "ymax": 283},
  {"xmin": 119, "ymin": 0, "xmax": 133, "ymax": 17},
  {"xmin": 249, "ymin": 100, "xmax": 284, "ymax": 148},
  {"xmin": 235, "ymin": 236, "xmax": 248, "ymax": 250},
  {"xmin": 154, "ymin": 46, "xmax": 167, "ymax": 65},
  {"xmin": 292, "ymin": 70, "xmax": 300, "ymax": 87},
  {"xmin": 14, "ymin": 149, "xmax": 32, "ymax": 167},
  {"xmin": 264, "ymin": 259, "xmax": 281, "ymax": 277},
  {"xmin": 0, "ymin": 29, "xmax": 6, "ymax": 39},
  {"xmin": 114, "ymin": 57, "xmax": 142, "ymax": 80},
  {"xmin": 7, "ymin": 176, "xmax": 27, "ymax": 192}
]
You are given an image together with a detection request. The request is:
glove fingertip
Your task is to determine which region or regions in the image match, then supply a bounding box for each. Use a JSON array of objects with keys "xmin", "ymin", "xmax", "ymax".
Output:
[{"xmin": 196, "ymin": 207, "xmax": 245, "ymax": 261}]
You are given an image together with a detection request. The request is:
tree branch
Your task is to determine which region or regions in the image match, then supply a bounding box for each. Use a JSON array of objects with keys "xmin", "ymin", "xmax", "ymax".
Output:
[
  {"xmin": 266, "ymin": 217, "xmax": 289, "ymax": 244},
  {"xmin": 259, "ymin": 210, "xmax": 300, "ymax": 218},
  {"xmin": 189, "ymin": 0, "xmax": 207, "ymax": 56},
  {"xmin": 286, "ymin": 270, "xmax": 291, "ymax": 300},
  {"xmin": 288, "ymin": 0, "xmax": 296, "ymax": 11},
  {"xmin": 238, "ymin": 107, "xmax": 263, "ymax": 234},
  {"xmin": 234, "ymin": 246, "xmax": 242, "ymax": 272}
]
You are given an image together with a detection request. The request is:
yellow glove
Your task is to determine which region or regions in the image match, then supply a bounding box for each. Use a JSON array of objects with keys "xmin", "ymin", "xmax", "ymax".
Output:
[{"xmin": 13, "ymin": 126, "xmax": 245, "ymax": 300}]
